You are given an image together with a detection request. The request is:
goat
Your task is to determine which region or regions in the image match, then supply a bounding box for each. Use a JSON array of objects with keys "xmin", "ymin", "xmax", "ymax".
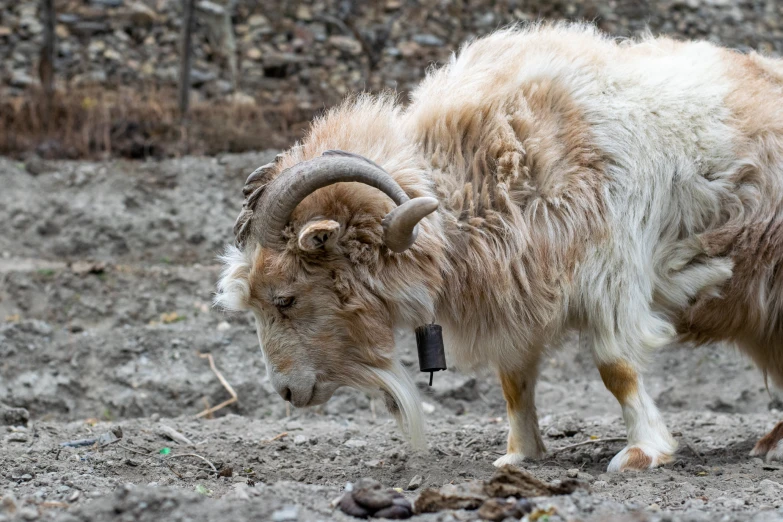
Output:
[{"xmin": 217, "ymin": 23, "xmax": 783, "ymax": 471}]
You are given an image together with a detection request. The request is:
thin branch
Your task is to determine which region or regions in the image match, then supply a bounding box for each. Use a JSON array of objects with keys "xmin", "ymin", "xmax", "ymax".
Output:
[
  {"xmin": 168, "ymin": 452, "xmax": 218, "ymax": 473},
  {"xmin": 195, "ymin": 352, "xmax": 238, "ymax": 418},
  {"xmin": 550, "ymin": 437, "xmax": 627, "ymax": 454}
]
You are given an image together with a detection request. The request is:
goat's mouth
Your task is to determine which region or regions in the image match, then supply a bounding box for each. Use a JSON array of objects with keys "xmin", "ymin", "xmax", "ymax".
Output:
[{"xmin": 301, "ymin": 381, "xmax": 340, "ymax": 407}]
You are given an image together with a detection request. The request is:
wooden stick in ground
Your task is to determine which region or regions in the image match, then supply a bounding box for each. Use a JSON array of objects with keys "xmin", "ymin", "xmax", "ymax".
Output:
[
  {"xmin": 550, "ymin": 437, "xmax": 627, "ymax": 454},
  {"xmin": 39, "ymin": 0, "xmax": 56, "ymax": 128},
  {"xmin": 167, "ymin": 452, "xmax": 218, "ymax": 473},
  {"xmin": 178, "ymin": 0, "xmax": 196, "ymax": 120},
  {"xmin": 195, "ymin": 353, "xmax": 238, "ymax": 418}
]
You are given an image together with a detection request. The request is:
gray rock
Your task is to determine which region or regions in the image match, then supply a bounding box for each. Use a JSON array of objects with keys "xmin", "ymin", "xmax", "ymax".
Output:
[
  {"xmin": 407, "ymin": 474, "xmax": 423, "ymax": 490},
  {"xmin": 413, "ymin": 34, "xmax": 444, "ymax": 47},
  {"xmin": 10, "ymin": 70, "xmax": 35, "ymax": 88}
]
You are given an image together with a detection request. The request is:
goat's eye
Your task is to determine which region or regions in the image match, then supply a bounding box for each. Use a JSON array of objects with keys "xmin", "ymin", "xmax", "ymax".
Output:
[{"xmin": 274, "ymin": 296, "xmax": 295, "ymax": 309}]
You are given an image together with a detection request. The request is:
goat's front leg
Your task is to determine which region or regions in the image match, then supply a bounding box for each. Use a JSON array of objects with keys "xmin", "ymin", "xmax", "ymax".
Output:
[
  {"xmin": 598, "ymin": 359, "xmax": 677, "ymax": 471},
  {"xmin": 493, "ymin": 361, "xmax": 546, "ymax": 467}
]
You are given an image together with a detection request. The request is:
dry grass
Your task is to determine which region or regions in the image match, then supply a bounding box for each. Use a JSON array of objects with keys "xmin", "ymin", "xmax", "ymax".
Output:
[{"xmin": 0, "ymin": 86, "xmax": 304, "ymax": 159}]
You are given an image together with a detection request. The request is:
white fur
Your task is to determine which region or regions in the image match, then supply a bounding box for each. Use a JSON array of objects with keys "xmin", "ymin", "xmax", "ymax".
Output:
[
  {"xmin": 214, "ymin": 245, "xmax": 254, "ymax": 311},
  {"xmin": 607, "ymin": 375, "xmax": 678, "ymax": 472}
]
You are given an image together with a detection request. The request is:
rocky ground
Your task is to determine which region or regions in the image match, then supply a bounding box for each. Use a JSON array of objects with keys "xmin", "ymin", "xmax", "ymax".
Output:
[
  {"xmin": 2, "ymin": 0, "xmax": 783, "ymax": 155},
  {"xmin": 1, "ymin": 153, "xmax": 783, "ymax": 521}
]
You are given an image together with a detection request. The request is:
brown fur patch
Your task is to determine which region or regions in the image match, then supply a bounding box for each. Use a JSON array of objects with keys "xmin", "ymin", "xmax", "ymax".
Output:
[
  {"xmin": 499, "ymin": 372, "xmax": 524, "ymax": 412},
  {"xmin": 409, "ymin": 59, "xmax": 608, "ymax": 353},
  {"xmin": 598, "ymin": 361, "xmax": 638, "ymax": 404},
  {"xmin": 752, "ymin": 421, "xmax": 783, "ymax": 456},
  {"xmin": 499, "ymin": 372, "xmax": 523, "ymax": 454},
  {"xmin": 621, "ymin": 447, "xmax": 653, "ymax": 471},
  {"xmin": 676, "ymin": 49, "xmax": 783, "ymax": 387}
]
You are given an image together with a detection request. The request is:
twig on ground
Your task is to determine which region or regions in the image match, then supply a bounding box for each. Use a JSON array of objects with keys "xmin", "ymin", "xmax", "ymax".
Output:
[
  {"xmin": 679, "ymin": 436, "xmax": 706, "ymax": 464},
  {"xmin": 201, "ymin": 397, "xmax": 214, "ymax": 419},
  {"xmin": 39, "ymin": 501, "xmax": 68, "ymax": 509},
  {"xmin": 550, "ymin": 437, "xmax": 627, "ymax": 454},
  {"xmin": 168, "ymin": 453, "xmax": 218, "ymax": 473},
  {"xmin": 262, "ymin": 432, "xmax": 288, "ymax": 444},
  {"xmin": 159, "ymin": 424, "xmax": 194, "ymax": 446},
  {"xmin": 165, "ymin": 462, "xmax": 185, "ymax": 479},
  {"xmin": 117, "ymin": 443, "xmax": 156, "ymax": 457},
  {"xmin": 195, "ymin": 352, "xmax": 238, "ymax": 418}
]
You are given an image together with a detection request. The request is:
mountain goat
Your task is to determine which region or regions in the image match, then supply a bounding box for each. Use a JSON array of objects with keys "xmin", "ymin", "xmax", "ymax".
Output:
[{"xmin": 217, "ymin": 23, "xmax": 783, "ymax": 471}]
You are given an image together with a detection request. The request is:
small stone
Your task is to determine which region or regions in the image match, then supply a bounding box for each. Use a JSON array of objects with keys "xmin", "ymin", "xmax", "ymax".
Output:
[
  {"xmin": 363, "ymin": 459, "xmax": 381, "ymax": 468},
  {"xmin": 1, "ymin": 404, "xmax": 30, "ymax": 426},
  {"xmin": 295, "ymin": 5, "xmax": 312, "ymax": 21},
  {"xmin": 397, "ymin": 41, "xmax": 421, "ymax": 58},
  {"xmin": 247, "ymin": 14, "xmax": 268, "ymax": 27},
  {"xmin": 6, "ymin": 432, "xmax": 28, "ymax": 443},
  {"xmin": 407, "ymin": 475, "xmax": 423, "ymax": 490},
  {"xmin": 328, "ymin": 35, "xmax": 362, "ymax": 55},
  {"xmin": 216, "ymin": 321, "xmax": 231, "ymax": 331},
  {"xmin": 130, "ymin": 2, "xmax": 157, "ymax": 26},
  {"xmin": 294, "ymin": 435, "xmax": 307, "ymax": 445},
  {"xmin": 566, "ymin": 468, "xmax": 579, "ymax": 478},
  {"xmin": 103, "ymin": 49, "xmax": 121, "ymax": 61},
  {"xmin": 10, "ymin": 71, "xmax": 35, "ymax": 88},
  {"xmin": 412, "ymin": 34, "xmax": 444, "ymax": 47},
  {"xmin": 196, "ymin": 0, "xmax": 224, "ymax": 15},
  {"xmin": 344, "ymin": 439, "xmax": 367, "ymax": 448},
  {"xmin": 247, "ymin": 48, "xmax": 262, "ymax": 60}
]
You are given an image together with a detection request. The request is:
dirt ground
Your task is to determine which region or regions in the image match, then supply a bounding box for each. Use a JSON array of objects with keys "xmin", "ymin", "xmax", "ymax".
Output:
[{"xmin": 1, "ymin": 153, "xmax": 783, "ymax": 522}]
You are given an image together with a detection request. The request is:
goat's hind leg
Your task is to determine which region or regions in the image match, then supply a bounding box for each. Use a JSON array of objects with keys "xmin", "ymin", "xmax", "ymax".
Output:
[
  {"xmin": 598, "ymin": 359, "xmax": 678, "ymax": 471},
  {"xmin": 751, "ymin": 421, "xmax": 783, "ymax": 461},
  {"xmin": 493, "ymin": 360, "xmax": 546, "ymax": 467}
]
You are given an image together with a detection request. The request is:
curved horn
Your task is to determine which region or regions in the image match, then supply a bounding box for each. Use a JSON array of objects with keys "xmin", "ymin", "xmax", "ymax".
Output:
[
  {"xmin": 382, "ymin": 197, "xmax": 439, "ymax": 253},
  {"xmin": 250, "ymin": 150, "xmax": 437, "ymax": 251}
]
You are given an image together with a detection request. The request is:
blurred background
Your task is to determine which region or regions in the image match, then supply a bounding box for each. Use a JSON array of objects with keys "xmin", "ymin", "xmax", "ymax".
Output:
[{"xmin": 1, "ymin": 0, "xmax": 782, "ymax": 160}]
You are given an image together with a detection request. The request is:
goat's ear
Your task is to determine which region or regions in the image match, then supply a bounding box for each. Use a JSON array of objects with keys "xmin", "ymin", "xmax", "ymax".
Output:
[{"xmin": 298, "ymin": 219, "xmax": 341, "ymax": 251}]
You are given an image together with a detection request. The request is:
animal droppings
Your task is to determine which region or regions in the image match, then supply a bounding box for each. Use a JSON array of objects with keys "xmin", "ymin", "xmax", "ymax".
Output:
[{"xmin": 338, "ymin": 478, "xmax": 413, "ymax": 519}]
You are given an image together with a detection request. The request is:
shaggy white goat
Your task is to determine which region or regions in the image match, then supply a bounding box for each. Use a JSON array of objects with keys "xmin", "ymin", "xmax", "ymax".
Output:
[{"xmin": 217, "ymin": 23, "xmax": 783, "ymax": 470}]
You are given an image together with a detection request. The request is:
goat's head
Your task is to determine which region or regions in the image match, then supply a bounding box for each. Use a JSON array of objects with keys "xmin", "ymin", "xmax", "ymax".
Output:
[{"xmin": 216, "ymin": 149, "xmax": 440, "ymax": 446}]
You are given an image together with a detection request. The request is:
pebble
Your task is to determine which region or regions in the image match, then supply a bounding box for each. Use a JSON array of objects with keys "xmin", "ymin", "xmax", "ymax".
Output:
[
  {"xmin": 344, "ymin": 439, "xmax": 367, "ymax": 448},
  {"xmin": 407, "ymin": 475, "xmax": 423, "ymax": 490},
  {"xmin": 5, "ymin": 433, "xmax": 28, "ymax": 443},
  {"xmin": 293, "ymin": 435, "xmax": 307, "ymax": 445}
]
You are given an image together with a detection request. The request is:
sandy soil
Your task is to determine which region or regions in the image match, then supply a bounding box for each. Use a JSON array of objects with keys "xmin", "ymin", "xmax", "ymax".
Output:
[{"xmin": 1, "ymin": 154, "xmax": 783, "ymax": 522}]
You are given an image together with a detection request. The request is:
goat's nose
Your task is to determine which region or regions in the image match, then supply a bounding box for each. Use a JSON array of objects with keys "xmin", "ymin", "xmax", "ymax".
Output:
[{"xmin": 269, "ymin": 370, "xmax": 316, "ymax": 407}]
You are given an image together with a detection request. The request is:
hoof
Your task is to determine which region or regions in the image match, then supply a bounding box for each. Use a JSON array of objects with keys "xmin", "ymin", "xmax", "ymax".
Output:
[
  {"xmin": 493, "ymin": 453, "xmax": 528, "ymax": 468},
  {"xmin": 607, "ymin": 445, "xmax": 673, "ymax": 472},
  {"xmin": 750, "ymin": 421, "xmax": 783, "ymax": 462}
]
